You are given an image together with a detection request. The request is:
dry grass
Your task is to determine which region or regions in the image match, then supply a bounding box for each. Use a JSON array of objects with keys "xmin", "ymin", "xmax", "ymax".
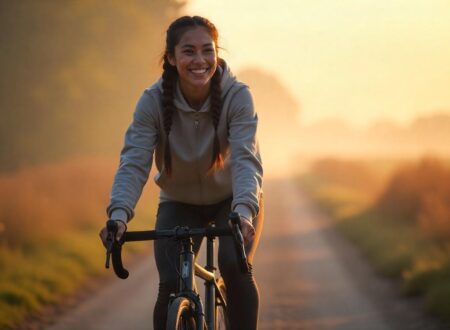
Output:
[
  {"xmin": 0, "ymin": 157, "xmax": 114, "ymax": 246},
  {"xmin": 376, "ymin": 157, "xmax": 450, "ymax": 241},
  {"xmin": 0, "ymin": 156, "xmax": 158, "ymax": 246},
  {"xmin": 0, "ymin": 157, "xmax": 158, "ymax": 328},
  {"xmin": 299, "ymin": 156, "xmax": 450, "ymax": 322},
  {"xmin": 300, "ymin": 157, "xmax": 394, "ymax": 219},
  {"xmin": 309, "ymin": 158, "xmax": 388, "ymax": 195}
]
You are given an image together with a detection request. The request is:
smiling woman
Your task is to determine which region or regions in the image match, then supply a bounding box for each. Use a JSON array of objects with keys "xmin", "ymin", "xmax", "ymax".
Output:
[
  {"xmin": 99, "ymin": 15, "xmax": 264, "ymax": 330},
  {"xmin": 166, "ymin": 27, "xmax": 219, "ymax": 109}
]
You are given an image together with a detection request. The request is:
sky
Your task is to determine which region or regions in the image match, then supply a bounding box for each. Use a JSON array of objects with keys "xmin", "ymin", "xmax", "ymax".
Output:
[{"xmin": 185, "ymin": 0, "xmax": 450, "ymax": 127}]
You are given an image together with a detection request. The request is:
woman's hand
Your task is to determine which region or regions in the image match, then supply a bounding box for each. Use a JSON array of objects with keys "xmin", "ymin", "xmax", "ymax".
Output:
[
  {"xmin": 99, "ymin": 220, "xmax": 127, "ymax": 248},
  {"xmin": 240, "ymin": 217, "xmax": 256, "ymax": 246},
  {"xmin": 229, "ymin": 216, "xmax": 255, "ymax": 247}
]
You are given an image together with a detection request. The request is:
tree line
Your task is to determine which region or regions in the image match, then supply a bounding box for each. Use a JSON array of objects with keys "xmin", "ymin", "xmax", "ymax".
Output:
[{"xmin": 0, "ymin": 0, "xmax": 185, "ymax": 171}]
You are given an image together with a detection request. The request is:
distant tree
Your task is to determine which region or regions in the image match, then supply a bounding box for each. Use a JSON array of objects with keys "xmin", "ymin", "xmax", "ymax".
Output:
[{"xmin": 0, "ymin": 0, "xmax": 186, "ymax": 171}]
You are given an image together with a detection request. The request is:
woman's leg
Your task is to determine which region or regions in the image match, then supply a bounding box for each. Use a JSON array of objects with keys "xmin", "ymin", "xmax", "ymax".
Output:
[
  {"xmin": 216, "ymin": 195, "xmax": 264, "ymax": 330},
  {"xmin": 152, "ymin": 201, "xmax": 205, "ymax": 330}
]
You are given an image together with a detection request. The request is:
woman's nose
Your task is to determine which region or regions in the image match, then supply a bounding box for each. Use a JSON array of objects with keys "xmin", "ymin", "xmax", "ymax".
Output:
[{"xmin": 193, "ymin": 52, "xmax": 206, "ymax": 63}]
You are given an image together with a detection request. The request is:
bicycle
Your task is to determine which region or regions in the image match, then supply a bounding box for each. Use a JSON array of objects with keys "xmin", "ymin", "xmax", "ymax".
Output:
[{"xmin": 104, "ymin": 211, "xmax": 249, "ymax": 330}]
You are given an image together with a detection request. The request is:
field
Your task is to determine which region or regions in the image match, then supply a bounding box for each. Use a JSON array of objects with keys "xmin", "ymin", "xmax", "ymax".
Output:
[
  {"xmin": 0, "ymin": 157, "xmax": 158, "ymax": 329},
  {"xmin": 299, "ymin": 156, "xmax": 450, "ymax": 321}
]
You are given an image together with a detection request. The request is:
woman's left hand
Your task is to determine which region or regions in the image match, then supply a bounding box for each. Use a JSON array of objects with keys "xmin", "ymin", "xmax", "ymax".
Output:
[{"xmin": 237, "ymin": 217, "xmax": 255, "ymax": 247}]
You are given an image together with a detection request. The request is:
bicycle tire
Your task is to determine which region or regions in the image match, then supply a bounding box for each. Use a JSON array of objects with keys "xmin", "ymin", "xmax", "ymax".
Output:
[
  {"xmin": 216, "ymin": 278, "xmax": 230, "ymax": 330},
  {"xmin": 166, "ymin": 297, "xmax": 197, "ymax": 330}
]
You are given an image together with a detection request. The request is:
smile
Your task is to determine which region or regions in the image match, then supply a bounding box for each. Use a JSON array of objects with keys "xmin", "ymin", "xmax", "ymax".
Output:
[{"xmin": 189, "ymin": 68, "xmax": 209, "ymax": 74}]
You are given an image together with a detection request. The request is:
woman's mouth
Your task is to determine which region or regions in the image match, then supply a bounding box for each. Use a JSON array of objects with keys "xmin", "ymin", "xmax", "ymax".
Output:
[{"xmin": 189, "ymin": 68, "xmax": 209, "ymax": 75}]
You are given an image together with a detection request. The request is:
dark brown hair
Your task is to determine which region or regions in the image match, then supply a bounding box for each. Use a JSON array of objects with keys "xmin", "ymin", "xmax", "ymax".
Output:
[{"xmin": 161, "ymin": 16, "xmax": 224, "ymax": 176}]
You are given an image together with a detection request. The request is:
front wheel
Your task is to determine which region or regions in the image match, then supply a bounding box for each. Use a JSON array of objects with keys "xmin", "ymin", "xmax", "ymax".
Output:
[{"xmin": 166, "ymin": 297, "xmax": 197, "ymax": 330}]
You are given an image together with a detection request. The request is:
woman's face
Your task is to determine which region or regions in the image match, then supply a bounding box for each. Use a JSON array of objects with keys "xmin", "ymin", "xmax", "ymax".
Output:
[{"xmin": 168, "ymin": 27, "xmax": 218, "ymax": 92}]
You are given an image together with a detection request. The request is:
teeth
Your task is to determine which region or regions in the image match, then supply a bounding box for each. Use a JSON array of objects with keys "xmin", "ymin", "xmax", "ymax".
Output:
[{"xmin": 190, "ymin": 68, "xmax": 208, "ymax": 74}]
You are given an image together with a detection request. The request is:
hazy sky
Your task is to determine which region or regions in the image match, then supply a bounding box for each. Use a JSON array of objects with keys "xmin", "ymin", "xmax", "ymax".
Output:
[{"xmin": 185, "ymin": 0, "xmax": 450, "ymax": 127}]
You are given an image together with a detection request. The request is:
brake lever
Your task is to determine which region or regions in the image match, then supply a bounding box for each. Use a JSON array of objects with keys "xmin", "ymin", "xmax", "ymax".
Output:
[
  {"xmin": 105, "ymin": 231, "xmax": 114, "ymax": 268},
  {"xmin": 105, "ymin": 220, "xmax": 119, "ymax": 269},
  {"xmin": 229, "ymin": 212, "xmax": 249, "ymax": 273},
  {"xmin": 233, "ymin": 224, "xmax": 246, "ymax": 256},
  {"xmin": 105, "ymin": 220, "xmax": 129, "ymax": 279}
]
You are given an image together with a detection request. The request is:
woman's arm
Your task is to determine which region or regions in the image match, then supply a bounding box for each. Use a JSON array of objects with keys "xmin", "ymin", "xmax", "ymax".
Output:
[
  {"xmin": 228, "ymin": 86, "xmax": 263, "ymax": 222},
  {"xmin": 106, "ymin": 91, "xmax": 160, "ymax": 222}
]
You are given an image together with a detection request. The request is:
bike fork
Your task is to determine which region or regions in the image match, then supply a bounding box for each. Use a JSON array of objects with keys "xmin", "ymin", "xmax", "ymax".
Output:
[
  {"xmin": 179, "ymin": 237, "xmax": 195, "ymax": 292},
  {"xmin": 178, "ymin": 238, "xmax": 205, "ymax": 329},
  {"xmin": 205, "ymin": 232, "xmax": 215, "ymax": 329}
]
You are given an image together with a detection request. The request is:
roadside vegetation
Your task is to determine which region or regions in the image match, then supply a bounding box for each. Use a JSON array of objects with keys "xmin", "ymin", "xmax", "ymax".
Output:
[
  {"xmin": 299, "ymin": 157, "xmax": 450, "ymax": 322},
  {"xmin": 0, "ymin": 158, "xmax": 157, "ymax": 329}
]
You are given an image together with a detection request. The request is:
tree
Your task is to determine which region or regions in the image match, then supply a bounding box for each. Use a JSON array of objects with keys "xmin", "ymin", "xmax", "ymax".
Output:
[{"xmin": 0, "ymin": 0, "xmax": 186, "ymax": 170}]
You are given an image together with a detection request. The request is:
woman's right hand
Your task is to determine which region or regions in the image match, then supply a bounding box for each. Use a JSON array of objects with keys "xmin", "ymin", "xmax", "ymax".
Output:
[{"xmin": 99, "ymin": 220, "xmax": 127, "ymax": 248}]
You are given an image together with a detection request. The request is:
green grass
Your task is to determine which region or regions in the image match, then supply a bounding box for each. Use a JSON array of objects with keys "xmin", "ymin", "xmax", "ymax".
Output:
[
  {"xmin": 0, "ymin": 158, "xmax": 159, "ymax": 329},
  {"xmin": 426, "ymin": 281, "xmax": 450, "ymax": 319},
  {"xmin": 0, "ymin": 219, "xmax": 154, "ymax": 329},
  {"xmin": 0, "ymin": 230, "xmax": 101, "ymax": 328},
  {"xmin": 301, "ymin": 173, "xmax": 374, "ymax": 219},
  {"xmin": 337, "ymin": 213, "xmax": 417, "ymax": 277},
  {"xmin": 299, "ymin": 173, "xmax": 450, "ymax": 323}
]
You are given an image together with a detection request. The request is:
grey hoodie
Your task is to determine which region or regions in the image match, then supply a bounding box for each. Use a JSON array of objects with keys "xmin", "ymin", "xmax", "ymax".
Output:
[{"xmin": 107, "ymin": 62, "xmax": 263, "ymax": 223}]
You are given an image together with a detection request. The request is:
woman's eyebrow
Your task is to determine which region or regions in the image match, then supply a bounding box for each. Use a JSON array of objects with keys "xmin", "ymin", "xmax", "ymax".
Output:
[{"xmin": 180, "ymin": 43, "xmax": 214, "ymax": 49}]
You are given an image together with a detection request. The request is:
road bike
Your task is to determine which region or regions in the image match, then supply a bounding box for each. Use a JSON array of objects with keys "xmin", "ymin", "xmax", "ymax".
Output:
[{"xmin": 104, "ymin": 212, "xmax": 249, "ymax": 330}]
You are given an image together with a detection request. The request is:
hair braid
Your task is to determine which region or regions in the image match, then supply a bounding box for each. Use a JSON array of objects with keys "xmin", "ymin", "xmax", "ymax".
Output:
[
  {"xmin": 162, "ymin": 58, "xmax": 176, "ymax": 176},
  {"xmin": 209, "ymin": 61, "xmax": 224, "ymax": 171},
  {"xmin": 161, "ymin": 15, "xmax": 224, "ymax": 175}
]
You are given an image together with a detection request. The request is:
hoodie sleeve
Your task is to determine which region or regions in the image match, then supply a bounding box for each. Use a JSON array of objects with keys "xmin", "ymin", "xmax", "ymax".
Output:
[
  {"xmin": 106, "ymin": 91, "xmax": 160, "ymax": 222},
  {"xmin": 228, "ymin": 86, "xmax": 263, "ymax": 221}
]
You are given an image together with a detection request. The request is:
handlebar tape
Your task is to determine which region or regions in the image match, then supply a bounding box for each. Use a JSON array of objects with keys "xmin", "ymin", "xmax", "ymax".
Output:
[{"xmin": 106, "ymin": 220, "xmax": 129, "ymax": 279}]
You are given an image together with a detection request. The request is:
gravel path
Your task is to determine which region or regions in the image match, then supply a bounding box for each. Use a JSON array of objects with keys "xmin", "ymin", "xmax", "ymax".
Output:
[
  {"xmin": 42, "ymin": 178, "xmax": 448, "ymax": 330},
  {"xmin": 256, "ymin": 178, "xmax": 447, "ymax": 330}
]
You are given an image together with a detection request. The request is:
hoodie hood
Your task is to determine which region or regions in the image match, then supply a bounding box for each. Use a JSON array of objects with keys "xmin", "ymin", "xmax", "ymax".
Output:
[{"xmin": 156, "ymin": 61, "xmax": 237, "ymax": 113}]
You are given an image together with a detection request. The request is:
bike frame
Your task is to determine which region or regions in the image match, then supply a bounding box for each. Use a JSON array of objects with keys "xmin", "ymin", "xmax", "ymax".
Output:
[
  {"xmin": 175, "ymin": 226, "xmax": 227, "ymax": 329},
  {"xmin": 105, "ymin": 212, "xmax": 247, "ymax": 329}
]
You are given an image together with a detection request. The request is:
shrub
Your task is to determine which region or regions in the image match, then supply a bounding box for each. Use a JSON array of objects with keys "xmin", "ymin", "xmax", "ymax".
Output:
[{"xmin": 375, "ymin": 157, "xmax": 450, "ymax": 240}]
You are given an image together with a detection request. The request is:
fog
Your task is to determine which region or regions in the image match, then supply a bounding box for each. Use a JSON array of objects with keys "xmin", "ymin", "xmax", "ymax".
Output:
[{"xmin": 1, "ymin": 1, "xmax": 449, "ymax": 174}]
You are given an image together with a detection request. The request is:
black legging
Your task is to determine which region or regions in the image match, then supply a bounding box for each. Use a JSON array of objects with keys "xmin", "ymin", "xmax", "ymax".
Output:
[{"xmin": 153, "ymin": 195, "xmax": 264, "ymax": 330}]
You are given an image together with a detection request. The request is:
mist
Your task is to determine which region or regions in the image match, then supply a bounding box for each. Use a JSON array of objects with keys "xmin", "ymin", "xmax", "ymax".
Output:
[{"xmin": 0, "ymin": 1, "xmax": 184, "ymax": 171}]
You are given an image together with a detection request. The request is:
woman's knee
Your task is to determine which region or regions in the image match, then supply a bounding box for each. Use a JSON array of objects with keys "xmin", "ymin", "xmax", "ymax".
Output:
[{"xmin": 218, "ymin": 254, "xmax": 255, "ymax": 286}]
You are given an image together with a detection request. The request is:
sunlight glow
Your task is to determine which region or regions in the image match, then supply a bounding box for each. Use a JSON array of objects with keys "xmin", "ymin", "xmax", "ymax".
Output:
[{"xmin": 186, "ymin": 0, "xmax": 450, "ymax": 126}]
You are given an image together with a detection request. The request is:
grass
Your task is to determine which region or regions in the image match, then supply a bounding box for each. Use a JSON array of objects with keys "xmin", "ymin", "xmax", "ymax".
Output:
[
  {"xmin": 0, "ymin": 157, "xmax": 158, "ymax": 329},
  {"xmin": 337, "ymin": 213, "xmax": 417, "ymax": 276},
  {"xmin": 337, "ymin": 213, "xmax": 450, "ymax": 320},
  {"xmin": 0, "ymin": 230, "xmax": 101, "ymax": 328},
  {"xmin": 299, "ymin": 156, "xmax": 450, "ymax": 322},
  {"xmin": 0, "ymin": 223, "xmax": 155, "ymax": 329}
]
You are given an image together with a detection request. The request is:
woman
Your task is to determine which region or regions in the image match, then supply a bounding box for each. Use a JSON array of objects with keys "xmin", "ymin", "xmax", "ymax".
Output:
[{"xmin": 99, "ymin": 15, "xmax": 263, "ymax": 329}]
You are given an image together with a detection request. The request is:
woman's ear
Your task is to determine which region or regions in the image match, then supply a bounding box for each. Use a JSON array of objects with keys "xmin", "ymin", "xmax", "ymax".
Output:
[{"xmin": 167, "ymin": 53, "xmax": 176, "ymax": 66}]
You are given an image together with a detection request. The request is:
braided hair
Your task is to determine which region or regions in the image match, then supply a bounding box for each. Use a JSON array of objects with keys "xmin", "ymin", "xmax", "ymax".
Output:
[{"xmin": 161, "ymin": 16, "xmax": 224, "ymax": 176}]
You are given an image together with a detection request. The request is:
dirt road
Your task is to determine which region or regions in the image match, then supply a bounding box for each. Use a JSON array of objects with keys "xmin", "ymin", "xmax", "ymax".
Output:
[{"xmin": 44, "ymin": 178, "xmax": 447, "ymax": 330}]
